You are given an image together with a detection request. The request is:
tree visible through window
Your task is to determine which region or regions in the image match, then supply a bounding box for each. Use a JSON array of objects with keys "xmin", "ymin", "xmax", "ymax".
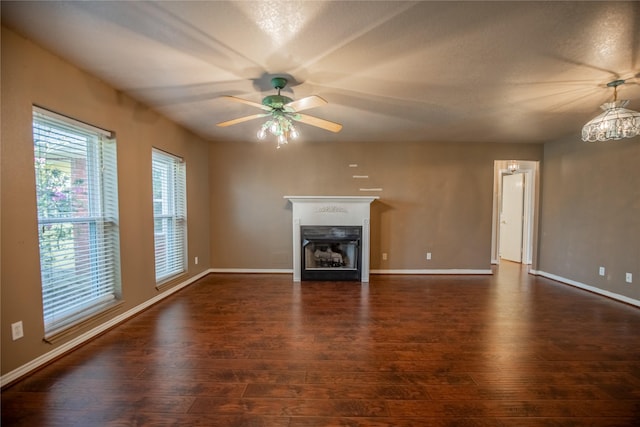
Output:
[
  {"xmin": 33, "ymin": 107, "xmax": 121, "ymax": 336},
  {"xmin": 152, "ymin": 149, "xmax": 187, "ymax": 283}
]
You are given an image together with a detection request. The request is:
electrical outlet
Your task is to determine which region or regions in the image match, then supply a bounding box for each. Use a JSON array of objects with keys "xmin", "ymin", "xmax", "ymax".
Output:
[
  {"xmin": 426, "ymin": 252, "xmax": 432, "ymax": 260},
  {"xmin": 599, "ymin": 267, "xmax": 605, "ymax": 276},
  {"xmin": 194, "ymin": 256, "xmax": 198, "ymax": 265},
  {"xmin": 382, "ymin": 253, "xmax": 387, "ymax": 261},
  {"xmin": 11, "ymin": 321, "xmax": 24, "ymax": 341},
  {"xmin": 626, "ymin": 273, "xmax": 633, "ymax": 283}
]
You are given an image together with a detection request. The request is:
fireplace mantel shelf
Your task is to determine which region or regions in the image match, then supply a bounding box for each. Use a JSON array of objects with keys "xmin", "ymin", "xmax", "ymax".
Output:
[{"xmin": 284, "ymin": 195, "xmax": 379, "ymax": 203}]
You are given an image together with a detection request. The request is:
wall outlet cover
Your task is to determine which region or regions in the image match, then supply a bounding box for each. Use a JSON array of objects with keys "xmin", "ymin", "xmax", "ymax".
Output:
[{"xmin": 11, "ymin": 321, "xmax": 24, "ymax": 341}]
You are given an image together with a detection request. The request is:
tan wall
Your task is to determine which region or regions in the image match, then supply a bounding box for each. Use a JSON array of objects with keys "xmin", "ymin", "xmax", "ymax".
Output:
[
  {"xmin": 538, "ymin": 137, "xmax": 640, "ymax": 300},
  {"xmin": 1, "ymin": 27, "xmax": 211, "ymax": 375},
  {"xmin": 209, "ymin": 140, "xmax": 543, "ymax": 271}
]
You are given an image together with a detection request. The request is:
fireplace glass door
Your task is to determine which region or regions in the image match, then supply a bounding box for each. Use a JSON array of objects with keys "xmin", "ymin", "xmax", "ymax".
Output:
[{"xmin": 301, "ymin": 226, "xmax": 362, "ymax": 281}]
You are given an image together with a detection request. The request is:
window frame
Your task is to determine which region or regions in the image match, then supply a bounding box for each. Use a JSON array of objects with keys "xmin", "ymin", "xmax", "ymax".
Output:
[
  {"xmin": 151, "ymin": 148, "xmax": 187, "ymax": 284},
  {"xmin": 32, "ymin": 106, "xmax": 122, "ymax": 338}
]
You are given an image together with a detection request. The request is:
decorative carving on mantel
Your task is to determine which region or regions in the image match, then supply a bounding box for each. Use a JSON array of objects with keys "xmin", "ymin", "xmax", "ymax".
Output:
[{"xmin": 314, "ymin": 205, "xmax": 348, "ymax": 214}]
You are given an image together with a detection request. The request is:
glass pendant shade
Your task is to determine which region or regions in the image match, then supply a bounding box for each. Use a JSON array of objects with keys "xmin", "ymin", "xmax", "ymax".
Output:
[
  {"xmin": 507, "ymin": 160, "xmax": 520, "ymax": 173},
  {"xmin": 582, "ymin": 79, "xmax": 640, "ymax": 142},
  {"xmin": 257, "ymin": 115, "xmax": 299, "ymax": 148},
  {"xmin": 582, "ymin": 100, "xmax": 640, "ymax": 142}
]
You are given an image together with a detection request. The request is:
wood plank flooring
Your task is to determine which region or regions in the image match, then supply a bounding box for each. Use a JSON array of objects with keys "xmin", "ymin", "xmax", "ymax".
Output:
[{"xmin": 3, "ymin": 262, "xmax": 640, "ymax": 426}]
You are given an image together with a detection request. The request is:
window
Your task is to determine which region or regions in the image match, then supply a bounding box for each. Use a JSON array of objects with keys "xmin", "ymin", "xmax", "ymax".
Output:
[
  {"xmin": 33, "ymin": 107, "xmax": 121, "ymax": 336},
  {"xmin": 152, "ymin": 149, "xmax": 187, "ymax": 283}
]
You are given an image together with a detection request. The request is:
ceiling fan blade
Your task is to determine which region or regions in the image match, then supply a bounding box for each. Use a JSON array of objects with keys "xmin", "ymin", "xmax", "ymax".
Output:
[
  {"xmin": 293, "ymin": 113, "xmax": 343, "ymax": 133},
  {"xmin": 220, "ymin": 95, "xmax": 270, "ymax": 111},
  {"xmin": 286, "ymin": 95, "xmax": 328, "ymax": 112},
  {"xmin": 216, "ymin": 113, "xmax": 269, "ymax": 127}
]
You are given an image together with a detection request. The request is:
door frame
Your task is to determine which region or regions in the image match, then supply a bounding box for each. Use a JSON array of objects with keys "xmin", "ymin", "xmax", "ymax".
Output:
[{"xmin": 491, "ymin": 160, "xmax": 539, "ymax": 266}]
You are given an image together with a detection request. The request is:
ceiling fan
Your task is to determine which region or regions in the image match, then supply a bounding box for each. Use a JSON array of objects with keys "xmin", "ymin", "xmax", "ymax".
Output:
[{"xmin": 217, "ymin": 77, "xmax": 342, "ymax": 146}]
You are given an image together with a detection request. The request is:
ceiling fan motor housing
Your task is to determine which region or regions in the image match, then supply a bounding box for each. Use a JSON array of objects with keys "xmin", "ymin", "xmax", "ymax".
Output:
[
  {"xmin": 262, "ymin": 95, "xmax": 293, "ymax": 109},
  {"xmin": 262, "ymin": 77, "xmax": 292, "ymax": 109}
]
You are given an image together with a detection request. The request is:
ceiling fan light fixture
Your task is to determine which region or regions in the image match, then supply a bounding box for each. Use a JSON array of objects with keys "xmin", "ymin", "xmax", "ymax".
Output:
[
  {"xmin": 582, "ymin": 80, "xmax": 640, "ymax": 142},
  {"xmin": 258, "ymin": 115, "xmax": 298, "ymax": 148},
  {"xmin": 289, "ymin": 125, "xmax": 299, "ymax": 139}
]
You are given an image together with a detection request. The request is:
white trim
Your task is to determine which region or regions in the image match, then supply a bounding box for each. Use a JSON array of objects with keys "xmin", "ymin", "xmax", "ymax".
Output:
[
  {"xmin": 0, "ymin": 270, "xmax": 210, "ymax": 388},
  {"xmin": 532, "ymin": 270, "xmax": 640, "ymax": 307},
  {"xmin": 209, "ymin": 268, "xmax": 495, "ymax": 277},
  {"xmin": 521, "ymin": 170, "xmax": 534, "ymax": 264},
  {"xmin": 209, "ymin": 268, "xmax": 293, "ymax": 274},
  {"xmin": 371, "ymin": 269, "xmax": 493, "ymax": 275}
]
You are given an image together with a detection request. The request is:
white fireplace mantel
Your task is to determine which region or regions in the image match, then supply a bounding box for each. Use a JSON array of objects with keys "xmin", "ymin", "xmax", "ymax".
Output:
[{"xmin": 284, "ymin": 195, "xmax": 378, "ymax": 282}]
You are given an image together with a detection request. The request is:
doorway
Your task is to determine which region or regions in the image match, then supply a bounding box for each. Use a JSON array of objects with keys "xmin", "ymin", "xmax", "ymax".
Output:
[{"xmin": 491, "ymin": 160, "xmax": 539, "ymax": 266}]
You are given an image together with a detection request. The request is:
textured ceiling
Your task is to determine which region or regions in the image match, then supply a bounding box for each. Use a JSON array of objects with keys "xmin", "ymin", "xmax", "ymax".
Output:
[{"xmin": 2, "ymin": 1, "xmax": 639, "ymax": 145}]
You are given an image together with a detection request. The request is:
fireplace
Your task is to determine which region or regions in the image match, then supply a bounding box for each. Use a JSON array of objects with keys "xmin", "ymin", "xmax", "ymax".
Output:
[
  {"xmin": 284, "ymin": 196, "xmax": 378, "ymax": 282},
  {"xmin": 301, "ymin": 226, "xmax": 362, "ymax": 281}
]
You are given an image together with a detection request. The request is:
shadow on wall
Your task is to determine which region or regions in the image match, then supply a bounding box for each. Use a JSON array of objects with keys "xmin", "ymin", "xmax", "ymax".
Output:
[{"xmin": 370, "ymin": 200, "xmax": 393, "ymax": 269}]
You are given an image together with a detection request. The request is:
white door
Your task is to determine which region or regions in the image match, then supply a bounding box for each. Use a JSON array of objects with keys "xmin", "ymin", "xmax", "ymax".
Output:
[{"xmin": 500, "ymin": 173, "xmax": 524, "ymax": 262}]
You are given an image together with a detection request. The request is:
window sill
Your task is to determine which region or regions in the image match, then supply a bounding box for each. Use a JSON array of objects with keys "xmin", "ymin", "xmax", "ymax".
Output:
[
  {"xmin": 43, "ymin": 300, "xmax": 125, "ymax": 345},
  {"xmin": 155, "ymin": 272, "xmax": 187, "ymax": 291}
]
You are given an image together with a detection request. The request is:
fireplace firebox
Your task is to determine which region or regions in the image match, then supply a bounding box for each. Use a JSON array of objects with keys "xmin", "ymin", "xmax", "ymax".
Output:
[{"xmin": 301, "ymin": 226, "xmax": 362, "ymax": 281}]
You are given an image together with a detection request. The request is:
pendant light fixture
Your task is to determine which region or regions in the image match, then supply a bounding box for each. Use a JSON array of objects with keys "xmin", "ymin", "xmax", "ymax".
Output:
[
  {"xmin": 582, "ymin": 79, "xmax": 640, "ymax": 142},
  {"xmin": 507, "ymin": 160, "xmax": 520, "ymax": 174}
]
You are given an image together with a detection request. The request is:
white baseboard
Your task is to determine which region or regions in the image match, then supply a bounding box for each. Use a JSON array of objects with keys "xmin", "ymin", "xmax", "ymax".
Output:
[
  {"xmin": 371, "ymin": 269, "xmax": 493, "ymax": 275},
  {"xmin": 531, "ymin": 270, "xmax": 640, "ymax": 307},
  {"xmin": 209, "ymin": 268, "xmax": 293, "ymax": 274},
  {"xmin": 1, "ymin": 269, "xmax": 212, "ymax": 388},
  {"xmin": 209, "ymin": 268, "xmax": 496, "ymax": 276}
]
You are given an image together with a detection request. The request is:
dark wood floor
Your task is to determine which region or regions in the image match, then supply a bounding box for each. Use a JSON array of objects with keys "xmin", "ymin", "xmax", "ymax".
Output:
[{"xmin": 3, "ymin": 262, "xmax": 640, "ymax": 426}]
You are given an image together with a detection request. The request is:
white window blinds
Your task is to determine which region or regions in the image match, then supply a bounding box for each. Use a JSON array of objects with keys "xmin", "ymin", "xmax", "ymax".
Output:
[
  {"xmin": 152, "ymin": 149, "xmax": 187, "ymax": 283},
  {"xmin": 32, "ymin": 106, "xmax": 121, "ymax": 335}
]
